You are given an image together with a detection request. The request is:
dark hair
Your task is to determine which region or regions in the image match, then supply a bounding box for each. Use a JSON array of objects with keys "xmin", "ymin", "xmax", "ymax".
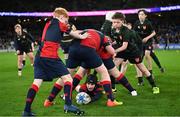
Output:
[
  {"xmin": 112, "ymin": 12, "xmax": 126, "ymax": 21},
  {"xmin": 127, "ymin": 22, "xmax": 132, "ymax": 26},
  {"xmin": 86, "ymin": 74, "xmax": 98, "ymax": 84},
  {"xmin": 138, "ymin": 9, "xmax": 148, "ymax": 15},
  {"xmin": 14, "ymin": 24, "xmax": 21, "ymax": 29}
]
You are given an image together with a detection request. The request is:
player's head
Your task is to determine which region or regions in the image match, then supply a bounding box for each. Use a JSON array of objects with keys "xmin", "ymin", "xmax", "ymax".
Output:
[
  {"xmin": 126, "ymin": 22, "xmax": 132, "ymax": 30},
  {"xmin": 112, "ymin": 12, "xmax": 126, "ymax": 29},
  {"xmin": 105, "ymin": 11, "xmax": 115, "ymax": 21},
  {"xmin": 86, "ymin": 74, "xmax": 97, "ymax": 91},
  {"xmin": 138, "ymin": 9, "xmax": 147, "ymax": 21},
  {"xmin": 14, "ymin": 24, "xmax": 22, "ymax": 35},
  {"xmin": 53, "ymin": 7, "xmax": 69, "ymax": 24}
]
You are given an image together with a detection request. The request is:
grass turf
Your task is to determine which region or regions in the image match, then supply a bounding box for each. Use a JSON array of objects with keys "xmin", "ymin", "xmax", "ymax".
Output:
[{"xmin": 0, "ymin": 50, "xmax": 180, "ymax": 116}]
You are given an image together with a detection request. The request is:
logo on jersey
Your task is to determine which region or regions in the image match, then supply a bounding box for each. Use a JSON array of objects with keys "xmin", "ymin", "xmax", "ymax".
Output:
[
  {"xmin": 135, "ymin": 58, "xmax": 140, "ymax": 62},
  {"xmin": 119, "ymin": 36, "xmax": 122, "ymax": 40},
  {"xmin": 143, "ymin": 25, "xmax": 146, "ymax": 30}
]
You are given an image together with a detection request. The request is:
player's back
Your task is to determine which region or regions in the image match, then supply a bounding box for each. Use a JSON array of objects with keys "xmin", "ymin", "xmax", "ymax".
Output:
[
  {"xmin": 42, "ymin": 18, "xmax": 64, "ymax": 43},
  {"xmin": 38, "ymin": 18, "xmax": 68, "ymax": 58},
  {"xmin": 80, "ymin": 29, "xmax": 103, "ymax": 51}
]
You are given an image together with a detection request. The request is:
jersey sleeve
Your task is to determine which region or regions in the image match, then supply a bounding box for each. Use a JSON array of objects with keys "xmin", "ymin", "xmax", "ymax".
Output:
[
  {"xmin": 25, "ymin": 32, "xmax": 35, "ymax": 43},
  {"xmin": 147, "ymin": 21, "xmax": 155, "ymax": 32},
  {"xmin": 79, "ymin": 84, "xmax": 87, "ymax": 92},
  {"xmin": 133, "ymin": 21, "xmax": 138, "ymax": 31},
  {"xmin": 13, "ymin": 36, "xmax": 19, "ymax": 51},
  {"xmin": 123, "ymin": 30, "xmax": 131, "ymax": 42},
  {"xmin": 103, "ymin": 36, "xmax": 111, "ymax": 47},
  {"xmin": 90, "ymin": 84, "xmax": 103, "ymax": 102},
  {"xmin": 59, "ymin": 22, "xmax": 69, "ymax": 33}
]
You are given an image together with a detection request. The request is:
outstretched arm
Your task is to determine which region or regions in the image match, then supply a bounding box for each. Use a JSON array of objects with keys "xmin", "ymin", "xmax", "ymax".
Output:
[{"xmin": 69, "ymin": 30, "xmax": 89, "ymax": 39}]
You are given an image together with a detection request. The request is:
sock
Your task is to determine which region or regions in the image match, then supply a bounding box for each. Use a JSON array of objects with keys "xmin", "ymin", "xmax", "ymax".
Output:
[
  {"xmin": 146, "ymin": 75, "xmax": 156, "ymax": 87},
  {"xmin": 22, "ymin": 60, "xmax": 26, "ymax": 66},
  {"xmin": 72, "ymin": 74, "xmax": 82, "ymax": 90},
  {"xmin": 65, "ymin": 59, "xmax": 68, "ymax": 65},
  {"xmin": 93, "ymin": 70, "xmax": 97, "ymax": 75},
  {"xmin": 102, "ymin": 81, "xmax": 114, "ymax": 101},
  {"xmin": 150, "ymin": 52, "xmax": 162, "ymax": 69},
  {"xmin": 138, "ymin": 77, "xmax": 143, "ymax": 84},
  {"xmin": 110, "ymin": 76, "xmax": 116, "ymax": 89},
  {"xmin": 64, "ymin": 81, "xmax": 72, "ymax": 105},
  {"xmin": 86, "ymin": 69, "xmax": 91, "ymax": 75},
  {"xmin": 18, "ymin": 68, "xmax": 22, "ymax": 72},
  {"xmin": 48, "ymin": 83, "xmax": 63, "ymax": 102},
  {"xmin": 116, "ymin": 74, "xmax": 134, "ymax": 92},
  {"xmin": 119, "ymin": 64, "xmax": 121, "ymax": 71},
  {"xmin": 24, "ymin": 84, "xmax": 39, "ymax": 112},
  {"xmin": 149, "ymin": 70, "xmax": 153, "ymax": 74}
]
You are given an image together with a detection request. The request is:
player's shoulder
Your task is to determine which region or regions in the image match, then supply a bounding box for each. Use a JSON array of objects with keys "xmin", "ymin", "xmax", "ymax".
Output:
[
  {"xmin": 80, "ymin": 83, "xmax": 87, "ymax": 90},
  {"xmin": 122, "ymin": 26, "xmax": 130, "ymax": 34},
  {"xmin": 144, "ymin": 19, "xmax": 152, "ymax": 25},
  {"xmin": 134, "ymin": 20, "xmax": 140, "ymax": 25}
]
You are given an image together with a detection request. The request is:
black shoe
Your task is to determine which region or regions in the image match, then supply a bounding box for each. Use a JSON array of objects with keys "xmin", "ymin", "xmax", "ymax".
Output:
[
  {"xmin": 22, "ymin": 111, "xmax": 35, "ymax": 116},
  {"xmin": 160, "ymin": 67, "xmax": 165, "ymax": 73},
  {"xmin": 64, "ymin": 104, "xmax": 85, "ymax": 116}
]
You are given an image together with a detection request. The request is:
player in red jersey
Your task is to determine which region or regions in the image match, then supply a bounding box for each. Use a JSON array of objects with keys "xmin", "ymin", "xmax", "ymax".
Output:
[{"xmin": 22, "ymin": 7, "xmax": 88, "ymax": 116}]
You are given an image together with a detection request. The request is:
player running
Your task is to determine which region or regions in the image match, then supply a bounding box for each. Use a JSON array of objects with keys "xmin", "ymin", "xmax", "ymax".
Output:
[{"xmin": 111, "ymin": 12, "xmax": 160, "ymax": 94}]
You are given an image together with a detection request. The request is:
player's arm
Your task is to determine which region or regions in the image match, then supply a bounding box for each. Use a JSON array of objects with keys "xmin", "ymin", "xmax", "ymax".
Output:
[
  {"xmin": 142, "ymin": 31, "xmax": 156, "ymax": 43},
  {"xmin": 142, "ymin": 22, "xmax": 156, "ymax": 43},
  {"xmin": 115, "ymin": 42, "xmax": 128, "ymax": 53},
  {"xmin": 78, "ymin": 84, "xmax": 87, "ymax": 92},
  {"xmin": 25, "ymin": 32, "xmax": 35, "ymax": 43},
  {"xmin": 14, "ymin": 38, "xmax": 18, "ymax": 51},
  {"xmin": 90, "ymin": 90, "xmax": 102, "ymax": 102},
  {"xmin": 105, "ymin": 45, "xmax": 115, "ymax": 55},
  {"xmin": 133, "ymin": 21, "xmax": 138, "ymax": 31},
  {"xmin": 115, "ymin": 30, "xmax": 130, "ymax": 53},
  {"xmin": 69, "ymin": 30, "xmax": 89, "ymax": 40},
  {"xmin": 60, "ymin": 22, "xmax": 89, "ymax": 40},
  {"xmin": 31, "ymin": 43, "xmax": 35, "ymax": 52},
  {"xmin": 104, "ymin": 36, "xmax": 115, "ymax": 55},
  {"xmin": 13, "ymin": 37, "xmax": 20, "ymax": 54}
]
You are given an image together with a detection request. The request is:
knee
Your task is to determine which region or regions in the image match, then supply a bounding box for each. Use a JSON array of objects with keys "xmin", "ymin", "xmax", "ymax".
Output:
[{"xmin": 62, "ymin": 75, "xmax": 73, "ymax": 83}]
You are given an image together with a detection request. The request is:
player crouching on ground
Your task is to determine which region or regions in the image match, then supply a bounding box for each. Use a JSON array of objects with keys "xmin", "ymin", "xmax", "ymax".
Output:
[{"xmin": 75, "ymin": 74, "xmax": 103, "ymax": 104}]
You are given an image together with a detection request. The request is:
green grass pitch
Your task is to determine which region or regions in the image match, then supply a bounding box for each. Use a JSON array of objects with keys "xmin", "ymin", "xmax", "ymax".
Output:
[{"xmin": 0, "ymin": 50, "xmax": 180, "ymax": 116}]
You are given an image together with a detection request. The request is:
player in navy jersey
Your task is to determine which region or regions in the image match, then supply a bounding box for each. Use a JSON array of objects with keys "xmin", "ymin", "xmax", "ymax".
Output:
[
  {"xmin": 75, "ymin": 74, "xmax": 103, "ymax": 104},
  {"xmin": 22, "ymin": 7, "xmax": 88, "ymax": 116},
  {"xmin": 67, "ymin": 29, "xmax": 123, "ymax": 107},
  {"xmin": 71, "ymin": 44, "xmax": 138, "ymax": 96}
]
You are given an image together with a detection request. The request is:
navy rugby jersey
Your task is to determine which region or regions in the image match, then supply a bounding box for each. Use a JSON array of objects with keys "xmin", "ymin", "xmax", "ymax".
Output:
[{"xmin": 38, "ymin": 18, "xmax": 69, "ymax": 58}]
